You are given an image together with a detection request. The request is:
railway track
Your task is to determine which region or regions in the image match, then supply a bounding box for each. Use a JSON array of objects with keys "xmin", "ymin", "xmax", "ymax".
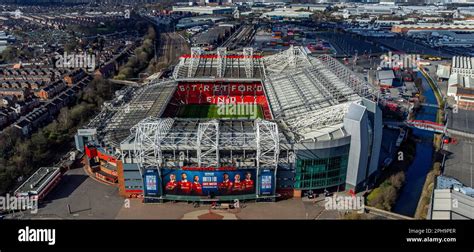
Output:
[{"xmin": 220, "ymin": 25, "xmax": 255, "ymax": 50}]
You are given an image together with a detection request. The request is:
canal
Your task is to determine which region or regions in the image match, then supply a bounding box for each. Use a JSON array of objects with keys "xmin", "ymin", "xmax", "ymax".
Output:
[{"xmin": 392, "ymin": 72, "xmax": 438, "ymax": 217}]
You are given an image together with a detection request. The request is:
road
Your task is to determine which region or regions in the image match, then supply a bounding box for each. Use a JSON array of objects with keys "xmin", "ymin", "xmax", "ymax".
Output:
[{"xmin": 443, "ymin": 138, "xmax": 474, "ymax": 188}]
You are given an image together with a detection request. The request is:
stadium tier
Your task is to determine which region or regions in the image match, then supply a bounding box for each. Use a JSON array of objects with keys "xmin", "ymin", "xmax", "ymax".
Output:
[
  {"xmin": 76, "ymin": 46, "xmax": 382, "ymax": 202},
  {"xmin": 164, "ymin": 81, "xmax": 272, "ymax": 119}
]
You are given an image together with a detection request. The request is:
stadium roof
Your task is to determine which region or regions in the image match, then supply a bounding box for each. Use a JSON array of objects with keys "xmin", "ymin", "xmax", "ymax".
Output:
[
  {"xmin": 90, "ymin": 46, "xmax": 378, "ymax": 148},
  {"xmin": 173, "ymin": 47, "xmax": 265, "ymax": 81},
  {"xmin": 262, "ymin": 46, "xmax": 377, "ymax": 140},
  {"xmin": 88, "ymin": 80, "xmax": 177, "ymax": 147},
  {"xmin": 120, "ymin": 118, "xmax": 287, "ymax": 152}
]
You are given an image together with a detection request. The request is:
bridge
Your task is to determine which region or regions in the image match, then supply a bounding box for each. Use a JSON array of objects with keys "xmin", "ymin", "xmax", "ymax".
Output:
[
  {"xmin": 109, "ymin": 79, "xmax": 140, "ymax": 87},
  {"xmin": 419, "ymin": 103, "xmax": 441, "ymax": 109},
  {"xmin": 406, "ymin": 120, "xmax": 445, "ymax": 133},
  {"xmin": 384, "ymin": 120, "xmax": 445, "ymax": 134}
]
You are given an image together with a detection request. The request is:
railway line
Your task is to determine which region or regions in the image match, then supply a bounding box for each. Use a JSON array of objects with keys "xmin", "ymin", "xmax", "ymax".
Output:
[{"xmin": 220, "ymin": 24, "xmax": 255, "ymax": 51}]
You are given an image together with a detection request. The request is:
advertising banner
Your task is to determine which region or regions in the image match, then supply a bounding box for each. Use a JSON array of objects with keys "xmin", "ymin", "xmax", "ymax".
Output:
[
  {"xmin": 144, "ymin": 169, "xmax": 161, "ymax": 197},
  {"xmin": 259, "ymin": 169, "xmax": 275, "ymax": 196},
  {"xmin": 161, "ymin": 169, "xmax": 256, "ymax": 196}
]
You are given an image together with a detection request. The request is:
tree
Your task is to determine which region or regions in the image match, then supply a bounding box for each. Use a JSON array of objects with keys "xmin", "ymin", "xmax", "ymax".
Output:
[
  {"xmin": 0, "ymin": 47, "xmax": 20, "ymax": 63},
  {"xmin": 145, "ymin": 26, "xmax": 157, "ymax": 41},
  {"xmin": 11, "ymin": 141, "xmax": 33, "ymax": 172},
  {"xmin": 0, "ymin": 127, "xmax": 21, "ymax": 159},
  {"xmin": 30, "ymin": 130, "xmax": 52, "ymax": 165},
  {"xmin": 382, "ymin": 186, "xmax": 397, "ymax": 211},
  {"xmin": 57, "ymin": 107, "xmax": 73, "ymax": 131},
  {"xmin": 117, "ymin": 67, "xmax": 134, "ymax": 79},
  {"xmin": 389, "ymin": 172, "xmax": 405, "ymax": 190},
  {"xmin": 65, "ymin": 39, "xmax": 79, "ymax": 53}
]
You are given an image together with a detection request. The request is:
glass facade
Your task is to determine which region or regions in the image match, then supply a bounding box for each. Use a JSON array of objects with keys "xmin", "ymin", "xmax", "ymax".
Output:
[{"xmin": 294, "ymin": 155, "xmax": 349, "ymax": 190}]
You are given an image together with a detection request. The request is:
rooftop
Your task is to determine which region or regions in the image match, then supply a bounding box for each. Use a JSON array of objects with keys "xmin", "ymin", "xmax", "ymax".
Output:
[
  {"xmin": 92, "ymin": 80, "xmax": 177, "ymax": 147},
  {"xmin": 452, "ymin": 56, "xmax": 474, "ymax": 70},
  {"xmin": 262, "ymin": 47, "xmax": 377, "ymax": 140},
  {"xmin": 14, "ymin": 167, "xmax": 60, "ymax": 196},
  {"xmin": 173, "ymin": 48, "xmax": 265, "ymax": 80}
]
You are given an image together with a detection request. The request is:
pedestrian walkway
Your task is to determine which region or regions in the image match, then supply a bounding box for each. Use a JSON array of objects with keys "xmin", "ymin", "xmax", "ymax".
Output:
[{"xmin": 182, "ymin": 210, "xmax": 238, "ymax": 220}]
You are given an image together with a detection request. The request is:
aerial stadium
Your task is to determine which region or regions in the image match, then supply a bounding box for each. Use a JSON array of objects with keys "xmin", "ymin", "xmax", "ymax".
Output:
[{"xmin": 75, "ymin": 46, "xmax": 382, "ymax": 202}]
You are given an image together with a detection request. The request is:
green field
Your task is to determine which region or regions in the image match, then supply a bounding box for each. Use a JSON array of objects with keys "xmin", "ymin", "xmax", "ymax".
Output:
[{"xmin": 177, "ymin": 104, "xmax": 264, "ymax": 119}]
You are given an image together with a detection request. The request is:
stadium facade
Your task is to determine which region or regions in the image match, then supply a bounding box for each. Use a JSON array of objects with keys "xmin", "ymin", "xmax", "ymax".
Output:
[{"xmin": 75, "ymin": 46, "xmax": 382, "ymax": 202}]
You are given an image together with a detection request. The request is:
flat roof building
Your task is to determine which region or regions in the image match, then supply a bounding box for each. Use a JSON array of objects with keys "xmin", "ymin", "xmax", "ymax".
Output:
[
  {"xmin": 14, "ymin": 167, "xmax": 61, "ymax": 200},
  {"xmin": 430, "ymin": 176, "xmax": 474, "ymax": 220},
  {"xmin": 448, "ymin": 56, "xmax": 474, "ymax": 110},
  {"xmin": 377, "ymin": 70, "xmax": 395, "ymax": 87},
  {"xmin": 261, "ymin": 9, "xmax": 312, "ymax": 19}
]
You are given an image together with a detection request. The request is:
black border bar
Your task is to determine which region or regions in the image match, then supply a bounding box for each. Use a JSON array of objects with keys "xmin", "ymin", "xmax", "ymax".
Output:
[{"xmin": 0, "ymin": 220, "xmax": 472, "ymax": 250}]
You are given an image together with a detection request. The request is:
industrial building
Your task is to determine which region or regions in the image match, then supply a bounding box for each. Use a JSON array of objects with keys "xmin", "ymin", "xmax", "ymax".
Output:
[
  {"xmin": 430, "ymin": 176, "xmax": 474, "ymax": 220},
  {"xmin": 76, "ymin": 46, "xmax": 381, "ymax": 202},
  {"xmin": 260, "ymin": 9, "xmax": 313, "ymax": 20},
  {"xmin": 191, "ymin": 25, "xmax": 234, "ymax": 50},
  {"xmin": 176, "ymin": 15, "xmax": 228, "ymax": 29},
  {"xmin": 447, "ymin": 56, "xmax": 474, "ymax": 110}
]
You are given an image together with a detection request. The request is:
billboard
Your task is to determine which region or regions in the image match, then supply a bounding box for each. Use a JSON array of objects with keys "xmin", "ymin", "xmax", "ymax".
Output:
[
  {"xmin": 259, "ymin": 169, "xmax": 275, "ymax": 196},
  {"xmin": 144, "ymin": 169, "xmax": 161, "ymax": 197},
  {"xmin": 161, "ymin": 169, "xmax": 256, "ymax": 196}
]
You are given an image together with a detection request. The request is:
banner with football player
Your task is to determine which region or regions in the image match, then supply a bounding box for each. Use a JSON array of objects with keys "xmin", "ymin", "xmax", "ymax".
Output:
[{"xmin": 161, "ymin": 169, "xmax": 256, "ymax": 196}]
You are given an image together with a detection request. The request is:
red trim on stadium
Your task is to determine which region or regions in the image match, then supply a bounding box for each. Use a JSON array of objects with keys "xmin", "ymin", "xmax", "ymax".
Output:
[
  {"xmin": 84, "ymin": 144, "xmax": 119, "ymax": 184},
  {"xmin": 164, "ymin": 82, "xmax": 273, "ymax": 120},
  {"xmin": 84, "ymin": 145, "xmax": 118, "ymax": 165},
  {"xmin": 125, "ymin": 190, "xmax": 144, "ymax": 193}
]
